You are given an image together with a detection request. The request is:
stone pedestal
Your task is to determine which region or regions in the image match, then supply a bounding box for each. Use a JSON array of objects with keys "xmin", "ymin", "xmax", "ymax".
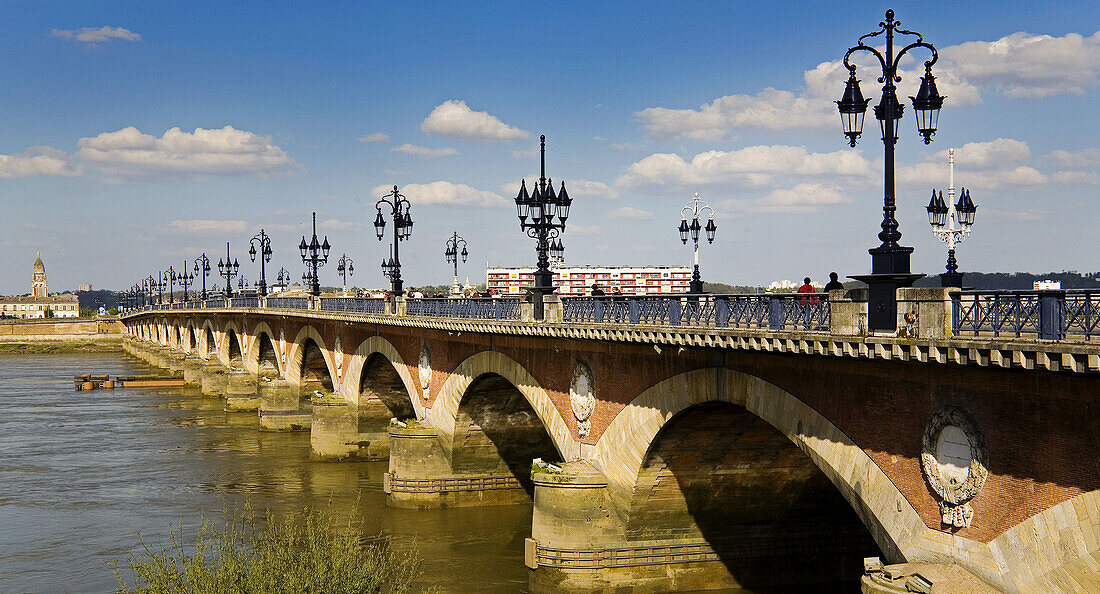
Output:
[
  {"xmin": 311, "ymin": 400, "xmax": 365, "ymax": 460},
  {"xmin": 829, "ymin": 288, "xmax": 868, "ymax": 337},
  {"xmin": 384, "ymin": 422, "xmax": 529, "ymax": 509},
  {"xmin": 896, "ymin": 287, "xmax": 952, "ymax": 340},
  {"xmin": 259, "ymin": 380, "xmax": 308, "ymax": 431},
  {"xmin": 200, "ymin": 363, "xmax": 228, "ymax": 397},
  {"xmin": 182, "ymin": 358, "xmax": 205, "ymax": 385},
  {"xmin": 166, "ymin": 352, "xmax": 188, "ymax": 373}
]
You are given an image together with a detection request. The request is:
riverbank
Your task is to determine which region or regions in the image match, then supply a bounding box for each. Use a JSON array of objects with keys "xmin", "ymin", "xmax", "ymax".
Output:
[{"xmin": 0, "ymin": 340, "xmax": 122, "ymax": 354}]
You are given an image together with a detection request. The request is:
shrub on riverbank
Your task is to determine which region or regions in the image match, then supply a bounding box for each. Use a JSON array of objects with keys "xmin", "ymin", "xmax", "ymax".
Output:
[{"xmin": 112, "ymin": 504, "xmax": 421, "ymax": 593}]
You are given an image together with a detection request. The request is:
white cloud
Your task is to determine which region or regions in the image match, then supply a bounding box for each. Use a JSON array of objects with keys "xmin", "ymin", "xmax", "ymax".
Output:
[
  {"xmin": 51, "ymin": 26, "xmax": 141, "ymax": 44},
  {"xmin": 568, "ymin": 179, "xmax": 618, "ymax": 199},
  {"xmin": 76, "ymin": 126, "xmax": 296, "ymax": 178},
  {"xmin": 636, "ymin": 31, "xmax": 1097, "ymax": 139},
  {"xmin": 166, "ymin": 219, "xmax": 250, "ymax": 234},
  {"xmin": 936, "ymin": 138, "xmax": 1031, "ymax": 168},
  {"xmin": 318, "ymin": 218, "xmax": 364, "ymax": 231},
  {"xmin": 753, "ymin": 183, "xmax": 852, "ymax": 213},
  {"xmin": 609, "ymin": 142, "xmax": 643, "ymax": 151},
  {"xmin": 607, "ymin": 206, "xmax": 654, "ymax": 220},
  {"xmin": 511, "ymin": 144, "xmax": 539, "ymax": 159},
  {"xmin": 942, "ymin": 32, "xmax": 1100, "ymax": 98},
  {"xmin": 897, "ymin": 138, "xmax": 1064, "ymax": 190},
  {"xmin": 420, "ymin": 100, "xmax": 530, "ymax": 141},
  {"xmin": 615, "ymin": 145, "xmax": 874, "ymax": 192},
  {"xmin": 0, "ymin": 146, "xmax": 76, "ymax": 178},
  {"xmin": 369, "ymin": 181, "xmax": 507, "ymax": 208},
  {"xmin": 982, "ymin": 209, "xmax": 1047, "ymax": 222},
  {"xmin": 390, "ymin": 143, "xmax": 457, "ymax": 158},
  {"xmin": 1052, "ymin": 170, "xmax": 1100, "ymax": 186},
  {"xmin": 358, "ymin": 132, "xmax": 390, "ymax": 143},
  {"xmin": 1046, "ymin": 148, "xmax": 1100, "ymax": 168},
  {"xmin": 566, "ymin": 224, "xmax": 604, "ymax": 236}
]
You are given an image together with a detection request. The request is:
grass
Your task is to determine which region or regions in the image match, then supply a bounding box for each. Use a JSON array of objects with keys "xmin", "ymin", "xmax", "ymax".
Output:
[{"xmin": 111, "ymin": 502, "xmax": 423, "ymax": 593}]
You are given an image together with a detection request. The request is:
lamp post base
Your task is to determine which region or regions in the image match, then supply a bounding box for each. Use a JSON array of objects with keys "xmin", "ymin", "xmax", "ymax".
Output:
[
  {"xmin": 689, "ymin": 279, "xmax": 704, "ymax": 294},
  {"xmin": 853, "ymin": 244, "xmax": 924, "ymax": 333},
  {"xmin": 940, "ymin": 272, "xmax": 963, "ymax": 288}
]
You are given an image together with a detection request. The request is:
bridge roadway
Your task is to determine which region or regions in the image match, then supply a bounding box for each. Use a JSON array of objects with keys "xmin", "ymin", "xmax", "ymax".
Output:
[{"xmin": 121, "ymin": 288, "xmax": 1099, "ymax": 593}]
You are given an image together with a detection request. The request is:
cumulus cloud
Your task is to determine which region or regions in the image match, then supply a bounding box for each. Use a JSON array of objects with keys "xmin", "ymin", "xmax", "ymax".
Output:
[
  {"xmin": 982, "ymin": 209, "xmax": 1047, "ymax": 222},
  {"xmin": 1052, "ymin": 171, "xmax": 1100, "ymax": 186},
  {"xmin": 753, "ymin": 183, "xmax": 852, "ymax": 213},
  {"xmin": 166, "ymin": 219, "xmax": 249, "ymax": 234},
  {"xmin": 420, "ymin": 100, "xmax": 530, "ymax": 141},
  {"xmin": 566, "ymin": 224, "xmax": 604, "ymax": 236},
  {"xmin": 358, "ymin": 132, "xmax": 390, "ymax": 143},
  {"xmin": 389, "ymin": 143, "xmax": 457, "ymax": 158},
  {"xmin": 607, "ymin": 206, "xmax": 654, "ymax": 220},
  {"xmin": 368, "ymin": 181, "xmax": 507, "ymax": 208},
  {"xmin": 318, "ymin": 218, "xmax": 364, "ymax": 231},
  {"xmin": 76, "ymin": 126, "xmax": 296, "ymax": 178},
  {"xmin": 615, "ymin": 145, "xmax": 874, "ymax": 192},
  {"xmin": 51, "ymin": 26, "xmax": 141, "ymax": 44},
  {"xmin": 0, "ymin": 146, "xmax": 76, "ymax": 178},
  {"xmin": 567, "ymin": 179, "xmax": 618, "ymax": 199},
  {"xmin": 511, "ymin": 144, "xmax": 539, "ymax": 159},
  {"xmin": 895, "ymin": 138, "xmax": 1074, "ymax": 190},
  {"xmin": 1046, "ymin": 148, "xmax": 1100, "ymax": 168},
  {"xmin": 942, "ymin": 32, "xmax": 1100, "ymax": 98},
  {"xmin": 636, "ymin": 31, "xmax": 1095, "ymax": 139}
]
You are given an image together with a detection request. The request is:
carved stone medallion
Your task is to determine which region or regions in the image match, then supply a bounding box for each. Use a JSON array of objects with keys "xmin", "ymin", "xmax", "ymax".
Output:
[
  {"xmin": 418, "ymin": 345, "xmax": 432, "ymax": 400},
  {"xmin": 570, "ymin": 361, "xmax": 595, "ymax": 438},
  {"xmin": 920, "ymin": 405, "xmax": 988, "ymax": 528},
  {"xmin": 333, "ymin": 336, "xmax": 343, "ymax": 380}
]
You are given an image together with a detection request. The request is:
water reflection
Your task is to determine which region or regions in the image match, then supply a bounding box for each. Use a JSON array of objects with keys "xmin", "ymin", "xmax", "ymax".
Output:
[{"xmin": 0, "ymin": 353, "xmax": 531, "ymax": 593}]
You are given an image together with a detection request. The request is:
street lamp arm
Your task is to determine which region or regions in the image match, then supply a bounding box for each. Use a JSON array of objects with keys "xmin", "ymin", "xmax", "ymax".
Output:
[
  {"xmin": 893, "ymin": 41, "xmax": 938, "ymax": 72},
  {"xmin": 843, "ymin": 45, "xmax": 888, "ymax": 77}
]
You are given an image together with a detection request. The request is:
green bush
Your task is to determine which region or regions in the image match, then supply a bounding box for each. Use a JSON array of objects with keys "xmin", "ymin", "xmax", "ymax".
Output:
[{"xmin": 112, "ymin": 503, "xmax": 422, "ymax": 593}]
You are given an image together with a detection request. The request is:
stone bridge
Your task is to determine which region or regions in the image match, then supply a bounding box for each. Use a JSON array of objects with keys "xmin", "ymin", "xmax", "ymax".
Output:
[{"xmin": 121, "ymin": 290, "xmax": 1099, "ymax": 593}]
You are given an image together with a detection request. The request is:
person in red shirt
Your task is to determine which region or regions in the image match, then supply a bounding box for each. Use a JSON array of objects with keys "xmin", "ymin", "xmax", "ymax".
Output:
[{"xmin": 797, "ymin": 277, "xmax": 818, "ymax": 305}]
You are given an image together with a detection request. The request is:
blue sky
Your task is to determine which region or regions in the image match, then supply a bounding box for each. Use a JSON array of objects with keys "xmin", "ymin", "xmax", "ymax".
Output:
[{"xmin": 1, "ymin": 1, "xmax": 1098, "ymax": 293}]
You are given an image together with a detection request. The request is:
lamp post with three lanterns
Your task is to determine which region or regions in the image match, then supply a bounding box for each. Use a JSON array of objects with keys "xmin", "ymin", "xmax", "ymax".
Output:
[
  {"xmin": 444, "ymin": 232, "xmax": 468, "ymax": 296},
  {"xmin": 299, "ymin": 212, "xmax": 330, "ymax": 297},
  {"xmin": 336, "ymin": 255, "xmax": 354, "ymax": 293},
  {"xmin": 194, "ymin": 254, "xmax": 211, "ymax": 300},
  {"xmin": 513, "ymin": 135, "xmax": 572, "ymax": 320},
  {"xmin": 678, "ymin": 193, "xmax": 717, "ymax": 294},
  {"xmin": 926, "ymin": 148, "xmax": 977, "ymax": 288},
  {"xmin": 836, "ymin": 8, "xmax": 945, "ymax": 331},
  {"xmin": 249, "ymin": 229, "xmax": 273, "ymax": 296},
  {"xmin": 218, "ymin": 243, "xmax": 239, "ymax": 298},
  {"xmin": 374, "ymin": 186, "xmax": 413, "ymax": 297}
]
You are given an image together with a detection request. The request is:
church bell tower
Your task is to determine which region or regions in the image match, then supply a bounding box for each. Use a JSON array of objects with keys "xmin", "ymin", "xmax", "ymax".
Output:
[{"xmin": 32, "ymin": 252, "xmax": 47, "ymax": 299}]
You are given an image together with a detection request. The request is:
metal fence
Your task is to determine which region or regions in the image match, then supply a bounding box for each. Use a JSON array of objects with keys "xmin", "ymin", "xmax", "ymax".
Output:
[
  {"xmin": 562, "ymin": 293, "xmax": 830, "ymax": 331},
  {"xmin": 405, "ymin": 297, "xmax": 522, "ymax": 320},
  {"xmin": 265, "ymin": 296, "xmax": 310, "ymax": 310},
  {"xmin": 951, "ymin": 290, "xmax": 1100, "ymax": 340},
  {"xmin": 231, "ymin": 297, "xmax": 259, "ymax": 308},
  {"xmin": 320, "ymin": 297, "xmax": 386, "ymax": 314},
  {"xmin": 204, "ymin": 298, "xmax": 226, "ymax": 309}
]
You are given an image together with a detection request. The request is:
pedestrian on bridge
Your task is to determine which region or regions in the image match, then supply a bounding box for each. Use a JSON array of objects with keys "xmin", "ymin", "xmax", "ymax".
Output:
[
  {"xmin": 824, "ymin": 272, "xmax": 845, "ymax": 292},
  {"xmin": 797, "ymin": 277, "xmax": 818, "ymax": 305}
]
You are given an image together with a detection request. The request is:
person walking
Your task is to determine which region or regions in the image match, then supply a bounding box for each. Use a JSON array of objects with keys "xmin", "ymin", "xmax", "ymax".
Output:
[
  {"xmin": 824, "ymin": 272, "xmax": 844, "ymax": 292},
  {"xmin": 591, "ymin": 283, "xmax": 605, "ymax": 296}
]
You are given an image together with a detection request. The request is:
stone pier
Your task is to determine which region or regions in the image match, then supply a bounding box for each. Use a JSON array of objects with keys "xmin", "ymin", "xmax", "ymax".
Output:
[
  {"xmin": 200, "ymin": 363, "xmax": 228, "ymax": 397},
  {"xmin": 225, "ymin": 371, "xmax": 260, "ymax": 411},
  {"xmin": 384, "ymin": 421, "xmax": 529, "ymax": 509}
]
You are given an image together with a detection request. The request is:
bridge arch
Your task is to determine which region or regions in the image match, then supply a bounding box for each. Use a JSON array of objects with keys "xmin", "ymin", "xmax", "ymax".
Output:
[
  {"xmin": 246, "ymin": 321, "xmax": 283, "ymax": 378},
  {"xmin": 220, "ymin": 321, "xmax": 244, "ymax": 368},
  {"xmin": 200, "ymin": 319, "xmax": 218, "ymax": 360},
  {"xmin": 596, "ymin": 368, "xmax": 916, "ymax": 569},
  {"xmin": 428, "ymin": 350, "xmax": 579, "ymax": 463},
  {"xmin": 286, "ymin": 326, "xmax": 338, "ymax": 392},
  {"xmin": 342, "ymin": 336, "xmax": 422, "ymax": 419}
]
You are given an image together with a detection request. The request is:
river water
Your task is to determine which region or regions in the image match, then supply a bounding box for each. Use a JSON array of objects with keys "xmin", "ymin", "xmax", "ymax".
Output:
[{"xmin": 0, "ymin": 353, "xmax": 532, "ymax": 593}]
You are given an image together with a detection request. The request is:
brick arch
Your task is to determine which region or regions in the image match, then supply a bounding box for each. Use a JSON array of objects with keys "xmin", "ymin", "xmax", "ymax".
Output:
[
  {"xmin": 219, "ymin": 320, "xmax": 245, "ymax": 368},
  {"xmin": 341, "ymin": 336, "xmax": 424, "ymax": 419},
  {"xmin": 592, "ymin": 366, "xmax": 1056, "ymax": 586},
  {"xmin": 245, "ymin": 321, "xmax": 284, "ymax": 378},
  {"xmin": 285, "ymin": 325, "xmax": 338, "ymax": 390},
  {"xmin": 199, "ymin": 319, "xmax": 218, "ymax": 360},
  {"xmin": 427, "ymin": 350, "xmax": 579, "ymax": 462}
]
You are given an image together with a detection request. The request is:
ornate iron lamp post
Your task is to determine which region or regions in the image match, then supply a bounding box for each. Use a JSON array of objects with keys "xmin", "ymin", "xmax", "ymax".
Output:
[
  {"xmin": 164, "ymin": 266, "xmax": 176, "ymax": 304},
  {"xmin": 838, "ymin": 8, "xmax": 945, "ymax": 331},
  {"xmin": 299, "ymin": 212, "xmax": 330, "ymax": 297},
  {"xmin": 336, "ymin": 254, "xmax": 354, "ymax": 293},
  {"xmin": 217, "ymin": 242, "xmax": 239, "ymax": 298},
  {"xmin": 238, "ymin": 276, "xmax": 249, "ymax": 292},
  {"xmin": 374, "ymin": 186, "xmax": 413, "ymax": 297},
  {"xmin": 444, "ymin": 232, "xmax": 468, "ymax": 296},
  {"xmin": 513, "ymin": 135, "xmax": 572, "ymax": 319},
  {"xmin": 194, "ymin": 253, "xmax": 211, "ymax": 300},
  {"xmin": 154, "ymin": 273, "xmax": 165, "ymax": 305},
  {"xmin": 927, "ymin": 148, "xmax": 977, "ymax": 287},
  {"xmin": 274, "ymin": 267, "xmax": 290, "ymax": 292},
  {"xmin": 177, "ymin": 261, "xmax": 194, "ymax": 302},
  {"xmin": 249, "ymin": 229, "xmax": 273, "ymax": 296},
  {"xmin": 678, "ymin": 192, "xmax": 717, "ymax": 294}
]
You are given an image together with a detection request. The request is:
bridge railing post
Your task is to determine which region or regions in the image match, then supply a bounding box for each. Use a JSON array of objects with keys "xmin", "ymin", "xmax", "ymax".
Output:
[
  {"xmin": 1038, "ymin": 290, "xmax": 1066, "ymax": 340},
  {"xmin": 768, "ymin": 295, "xmax": 785, "ymax": 330},
  {"xmin": 593, "ymin": 299, "xmax": 605, "ymax": 323},
  {"xmin": 667, "ymin": 297, "xmax": 681, "ymax": 326},
  {"xmin": 628, "ymin": 299, "xmax": 640, "ymax": 324},
  {"xmin": 715, "ymin": 296, "xmax": 730, "ymax": 328}
]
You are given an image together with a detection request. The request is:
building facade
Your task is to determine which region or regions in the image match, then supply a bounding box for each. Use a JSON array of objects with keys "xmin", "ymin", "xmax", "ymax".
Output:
[
  {"xmin": 486, "ymin": 265, "xmax": 693, "ymax": 297},
  {"xmin": 0, "ymin": 254, "xmax": 79, "ymax": 319}
]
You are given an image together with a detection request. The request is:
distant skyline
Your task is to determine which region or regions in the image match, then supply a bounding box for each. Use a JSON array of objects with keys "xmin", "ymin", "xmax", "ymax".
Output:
[{"xmin": 1, "ymin": 1, "xmax": 1098, "ymax": 293}]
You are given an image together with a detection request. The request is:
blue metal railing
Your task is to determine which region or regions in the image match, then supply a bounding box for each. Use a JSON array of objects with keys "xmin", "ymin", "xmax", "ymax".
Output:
[
  {"xmin": 204, "ymin": 298, "xmax": 226, "ymax": 309},
  {"xmin": 562, "ymin": 294, "xmax": 829, "ymax": 331},
  {"xmin": 406, "ymin": 297, "xmax": 521, "ymax": 320},
  {"xmin": 231, "ymin": 297, "xmax": 259, "ymax": 308},
  {"xmin": 320, "ymin": 297, "xmax": 386, "ymax": 314},
  {"xmin": 951, "ymin": 290, "xmax": 1100, "ymax": 340},
  {"xmin": 266, "ymin": 296, "xmax": 310, "ymax": 310}
]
